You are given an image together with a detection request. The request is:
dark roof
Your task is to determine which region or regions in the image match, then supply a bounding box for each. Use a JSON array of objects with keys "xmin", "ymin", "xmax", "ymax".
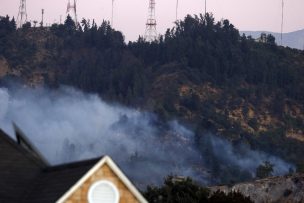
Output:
[
  {"xmin": 0, "ymin": 129, "xmax": 101, "ymax": 203},
  {"xmin": 0, "ymin": 129, "xmax": 46, "ymax": 202},
  {"xmin": 23, "ymin": 158, "xmax": 101, "ymax": 203}
]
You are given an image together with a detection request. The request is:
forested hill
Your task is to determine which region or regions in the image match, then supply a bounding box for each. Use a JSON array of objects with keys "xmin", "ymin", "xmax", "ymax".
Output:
[{"xmin": 0, "ymin": 14, "xmax": 304, "ymax": 172}]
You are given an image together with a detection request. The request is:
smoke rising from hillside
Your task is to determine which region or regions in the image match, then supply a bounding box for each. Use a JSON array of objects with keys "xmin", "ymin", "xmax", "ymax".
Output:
[{"xmin": 0, "ymin": 86, "xmax": 294, "ymax": 186}]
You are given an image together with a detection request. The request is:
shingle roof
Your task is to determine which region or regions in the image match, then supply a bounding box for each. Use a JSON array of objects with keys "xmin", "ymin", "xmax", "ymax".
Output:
[
  {"xmin": 0, "ymin": 129, "xmax": 46, "ymax": 203},
  {"xmin": 0, "ymin": 129, "xmax": 100, "ymax": 203},
  {"xmin": 23, "ymin": 158, "xmax": 100, "ymax": 203}
]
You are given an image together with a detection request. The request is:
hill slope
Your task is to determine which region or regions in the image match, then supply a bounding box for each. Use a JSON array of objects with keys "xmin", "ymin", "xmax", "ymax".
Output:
[
  {"xmin": 242, "ymin": 29, "xmax": 304, "ymax": 50},
  {"xmin": 210, "ymin": 173, "xmax": 304, "ymax": 203},
  {"xmin": 0, "ymin": 14, "xmax": 304, "ymax": 182}
]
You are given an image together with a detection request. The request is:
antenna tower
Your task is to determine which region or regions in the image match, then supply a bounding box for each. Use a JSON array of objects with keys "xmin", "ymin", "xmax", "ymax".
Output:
[
  {"xmin": 41, "ymin": 9, "xmax": 44, "ymax": 27},
  {"xmin": 66, "ymin": 0, "xmax": 78, "ymax": 25},
  {"xmin": 17, "ymin": 0, "xmax": 27, "ymax": 28},
  {"xmin": 281, "ymin": 0, "xmax": 284, "ymax": 45},
  {"xmin": 145, "ymin": 0, "xmax": 157, "ymax": 42}
]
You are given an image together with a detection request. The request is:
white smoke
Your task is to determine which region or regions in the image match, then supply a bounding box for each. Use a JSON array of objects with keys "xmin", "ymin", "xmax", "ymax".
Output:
[
  {"xmin": 0, "ymin": 86, "xmax": 205, "ymax": 186},
  {"xmin": 203, "ymin": 134, "xmax": 294, "ymax": 177},
  {"xmin": 0, "ymin": 86, "xmax": 294, "ymax": 187}
]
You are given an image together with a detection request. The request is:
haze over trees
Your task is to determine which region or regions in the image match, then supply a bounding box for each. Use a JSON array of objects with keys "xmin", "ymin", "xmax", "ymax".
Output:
[{"xmin": 0, "ymin": 13, "xmax": 304, "ymax": 184}]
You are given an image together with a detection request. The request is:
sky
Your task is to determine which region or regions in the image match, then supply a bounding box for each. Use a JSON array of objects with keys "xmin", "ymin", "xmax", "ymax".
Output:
[{"xmin": 0, "ymin": 0, "xmax": 304, "ymax": 42}]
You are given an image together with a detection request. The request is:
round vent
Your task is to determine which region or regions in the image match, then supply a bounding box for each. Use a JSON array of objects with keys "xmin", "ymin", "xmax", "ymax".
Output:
[{"xmin": 88, "ymin": 180, "xmax": 120, "ymax": 203}]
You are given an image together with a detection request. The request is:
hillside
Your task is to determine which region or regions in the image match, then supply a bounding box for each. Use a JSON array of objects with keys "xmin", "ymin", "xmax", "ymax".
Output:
[
  {"xmin": 242, "ymin": 29, "xmax": 304, "ymax": 50},
  {"xmin": 0, "ymin": 14, "xmax": 304, "ymax": 184},
  {"xmin": 210, "ymin": 173, "xmax": 304, "ymax": 203}
]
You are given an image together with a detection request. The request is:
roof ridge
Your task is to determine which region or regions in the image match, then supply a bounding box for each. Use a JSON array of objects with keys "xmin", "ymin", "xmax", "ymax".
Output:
[
  {"xmin": 13, "ymin": 122, "xmax": 50, "ymax": 166},
  {"xmin": 44, "ymin": 157, "xmax": 102, "ymax": 172},
  {"xmin": 0, "ymin": 129, "xmax": 47, "ymax": 168}
]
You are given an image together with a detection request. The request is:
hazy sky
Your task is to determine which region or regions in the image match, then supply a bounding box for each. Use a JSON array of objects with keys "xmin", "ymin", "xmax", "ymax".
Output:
[{"xmin": 1, "ymin": 0, "xmax": 304, "ymax": 41}]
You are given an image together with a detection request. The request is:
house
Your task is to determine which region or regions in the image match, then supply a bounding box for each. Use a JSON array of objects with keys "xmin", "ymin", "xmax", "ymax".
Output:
[{"xmin": 0, "ymin": 127, "xmax": 148, "ymax": 203}]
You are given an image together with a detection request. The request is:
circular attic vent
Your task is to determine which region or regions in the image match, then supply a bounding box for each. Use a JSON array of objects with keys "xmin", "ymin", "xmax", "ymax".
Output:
[{"xmin": 88, "ymin": 180, "xmax": 120, "ymax": 203}]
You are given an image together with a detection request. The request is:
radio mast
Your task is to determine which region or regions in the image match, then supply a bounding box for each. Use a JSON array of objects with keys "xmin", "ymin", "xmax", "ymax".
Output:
[
  {"xmin": 17, "ymin": 0, "xmax": 27, "ymax": 28},
  {"xmin": 144, "ymin": 0, "xmax": 157, "ymax": 42},
  {"xmin": 41, "ymin": 9, "xmax": 44, "ymax": 27}
]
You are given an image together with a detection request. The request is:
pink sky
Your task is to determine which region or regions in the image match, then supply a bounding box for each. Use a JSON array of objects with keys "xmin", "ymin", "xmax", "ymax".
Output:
[{"xmin": 0, "ymin": 0, "xmax": 304, "ymax": 41}]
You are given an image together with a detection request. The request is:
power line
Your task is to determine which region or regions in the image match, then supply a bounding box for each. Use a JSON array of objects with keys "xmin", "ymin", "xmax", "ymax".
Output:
[
  {"xmin": 281, "ymin": 0, "xmax": 284, "ymax": 46},
  {"xmin": 176, "ymin": 0, "xmax": 178, "ymax": 21},
  {"xmin": 111, "ymin": 0, "xmax": 114, "ymax": 27},
  {"xmin": 205, "ymin": 0, "xmax": 207, "ymax": 15}
]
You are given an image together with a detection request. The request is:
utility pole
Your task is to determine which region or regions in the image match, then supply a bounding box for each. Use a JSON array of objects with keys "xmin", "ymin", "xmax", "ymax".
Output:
[
  {"xmin": 17, "ymin": 0, "xmax": 27, "ymax": 28},
  {"xmin": 41, "ymin": 9, "xmax": 44, "ymax": 27},
  {"xmin": 176, "ymin": 0, "xmax": 178, "ymax": 21},
  {"xmin": 144, "ymin": 0, "xmax": 157, "ymax": 42},
  {"xmin": 205, "ymin": 0, "xmax": 207, "ymax": 15},
  {"xmin": 281, "ymin": 0, "xmax": 284, "ymax": 46},
  {"xmin": 111, "ymin": 0, "xmax": 114, "ymax": 27}
]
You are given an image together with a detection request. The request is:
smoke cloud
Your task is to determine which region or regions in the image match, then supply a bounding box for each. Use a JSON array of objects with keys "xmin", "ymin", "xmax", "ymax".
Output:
[{"xmin": 0, "ymin": 86, "xmax": 294, "ymax": 187}]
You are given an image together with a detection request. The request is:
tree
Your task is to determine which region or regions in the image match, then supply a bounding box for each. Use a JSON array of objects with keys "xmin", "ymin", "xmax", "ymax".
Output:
[
  {"xmin": 266, "ymin": 34, "xmax": 276, "ymax": 45},
  {"xmin": 33, "ymin": 20, "xmax": 38, "ymax": 27},
  {"xmin": 22, "ymin": 22, "xmax": 31, "ymax": 29},
  {"xmin": 64, "ymin": 15, "xmax": 76, "ymax": 33},
  {"xmin": 144, "ymin": 176, "xmax": 253, "ymax": 203},
  {"xmin": 144, "ymin": 176, "xmax": 210, "ymax": 203},
  {"xmin": 259, "ymin": 33, "xmax": 267, "ymax": 43},
  {"xmin": 256, "ymin": 161, "xmax": 274, "ymax": 179}
]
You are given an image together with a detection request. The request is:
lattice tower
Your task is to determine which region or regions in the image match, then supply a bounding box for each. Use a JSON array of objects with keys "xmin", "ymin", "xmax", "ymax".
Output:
[
  {"xmin": 145, "ymin": 0, "xmax": 157, "ymax": 42},
  {"xmin": 66, "ymin": 0, "xmax": 78, "ymax": 25},
  {"xmin": 17, "ymin": 0, "xmax": 27, "ymax": 28}
]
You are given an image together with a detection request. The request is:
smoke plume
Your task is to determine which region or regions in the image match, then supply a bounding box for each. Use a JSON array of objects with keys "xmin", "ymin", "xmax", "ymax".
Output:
[{"xmin": 0, "ymin": 86, "xmax": 294, "ymax": 187}]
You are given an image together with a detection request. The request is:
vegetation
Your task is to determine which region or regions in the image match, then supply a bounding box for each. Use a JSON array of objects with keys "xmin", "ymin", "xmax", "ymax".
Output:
[
  {"xmin": 256, "ymin": 161, "xmax": 274, "ymax": 179},
  {"xmin": 144, "ymin": 176, "xmax": 253, "ymax": 203},
  {"xmin": 0, "ymin": 14, "xmax": 304, "ymax": 181}
]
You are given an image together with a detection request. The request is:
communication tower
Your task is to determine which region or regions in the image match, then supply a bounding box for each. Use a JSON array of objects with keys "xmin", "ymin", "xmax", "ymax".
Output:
[
  {"xmin": 41, "ymin": 9, "xmax": 44, "ymax": 27},
  {"xmin": 66, "ymin": 0, "xmax": 78, "ymax": 25},
  {"xmin": 17, "ymin": 0, "xmax": 27, "ymax": 28},
  {"xmin": 145, "ymin": 0, "xmax": 157, "ymax": 42}
]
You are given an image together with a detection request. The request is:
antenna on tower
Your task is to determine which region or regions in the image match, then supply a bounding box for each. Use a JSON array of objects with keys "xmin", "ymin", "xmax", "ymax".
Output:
[
  {"xmin": 145, "ymin": 0, "xmax": 157, "ymax": 42},
  {"xmin": 66, "ymin": 0, "xmax": 78, "ymax": 25},
  {"xmin": 281, "ymin": 0, "xmax": 284, "ymax": 46},
  {"xmin": 41, "ymin": 9, "xmax": 44, "ymax": 27},
  {"xmin": 17, "ymin": 0, "xmax": 27, "ymax": 28}
]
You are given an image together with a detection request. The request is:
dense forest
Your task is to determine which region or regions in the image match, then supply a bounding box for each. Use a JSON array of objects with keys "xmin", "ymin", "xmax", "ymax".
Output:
[{"xmin": 0, "ymin": 13, "xmax": 304, "ymax": 185}]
